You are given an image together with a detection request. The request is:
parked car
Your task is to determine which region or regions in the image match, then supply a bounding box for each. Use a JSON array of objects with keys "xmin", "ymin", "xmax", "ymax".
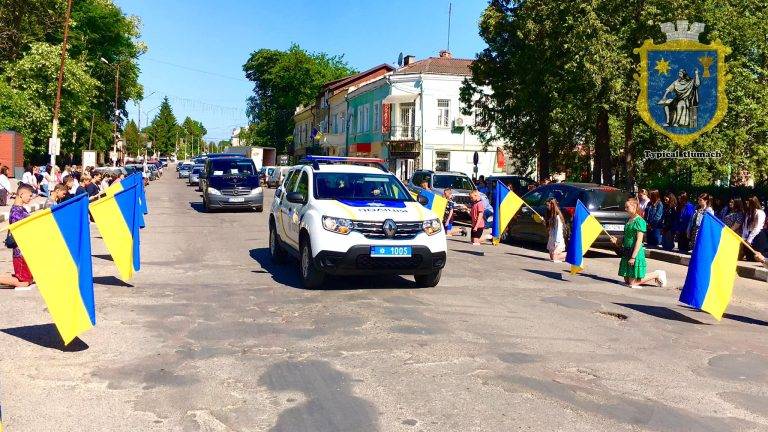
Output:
[
  {"xmin": 267, "ymin": 166, "xmax": 291, "ymax": 188},
  {"xmin": 506, "ymin": 182, "xmax": 629, "ymax": 250},
  {"xmin": 147, "ymin": 163, "xmax": 160, "ymax": 180},
  {"xmin": 407, "ymin": 170, "xmax": 487, "ymax": 223},
  {"xmin": 188, "ymin": 165, "xmax": 204, "ymax": 188},
  {"xmin": 125, "ymin": 164, "xmax": 158, "ymax": 181},
  {"xmin": 485, "ymin": 175, "xmax": 537, "ymax": 204},
  {"xmin": 94, "ymin": 166, "xmax": 128, "ymax": 178},
  {"xmin": 260, "ymin": 166, "xmax": 276, "ymax": 186},
  {"xmin": 159, "ymin": 157, "xmax": 169, "ymax": 167},
  {"xmin": 202, "ymin": 156, "xmax": 263, "ymax": 212}
]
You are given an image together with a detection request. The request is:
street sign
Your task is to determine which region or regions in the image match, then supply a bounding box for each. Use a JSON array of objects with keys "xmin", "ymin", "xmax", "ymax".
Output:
[
  {"xmin": 48, "ymin": 137, "xmax": 61, "ymax": 156},
  {"xmin": 82, "ymin": 150, "xmax": 97, "ymax": 168}
]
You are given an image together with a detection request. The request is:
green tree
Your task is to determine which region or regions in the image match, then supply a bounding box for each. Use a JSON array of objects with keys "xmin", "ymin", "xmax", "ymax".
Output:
[
  {"xmin": 147, "ymin": 97, "xmax": 178, "ymax": 156},
  {"xmin": 123, "ymin": 119, "xmax": 142, "ymax": 156},
  {"xmin": 463, "ymin": 0, "xmax": 768, "ymax": 187},
  {"xmin": 0, "ymin": 43, "xmax": 99, "ymax": 159},
  {"xmin": 242, "ymin": 44, "xmax": 355, "ymax": 152}
]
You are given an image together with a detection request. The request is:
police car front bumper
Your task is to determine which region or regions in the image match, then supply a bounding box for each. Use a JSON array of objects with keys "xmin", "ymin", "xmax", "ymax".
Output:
[{"xmin": 313, "ymin": 245, "xmax": 446, "ymax": 276}]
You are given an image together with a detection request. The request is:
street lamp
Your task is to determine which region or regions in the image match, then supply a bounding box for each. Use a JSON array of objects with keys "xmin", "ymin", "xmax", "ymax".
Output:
[{"xmin": 134, "ymin": 91, "xmax": 156, "ymax": 160}]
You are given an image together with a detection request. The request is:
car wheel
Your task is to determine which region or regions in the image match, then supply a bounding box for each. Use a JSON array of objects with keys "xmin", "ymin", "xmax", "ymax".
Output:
[
  {"xmin": 414, "ymin": 270, "xmax": 442, "ymax": 288},
  {"xmin": 299, "ymin": 237, "xmax": 324, "ymax": 289},
  {"xmin": 255, "ymin": 206, "xmax": 263, "ymax": 213},
  {"xmin": 269, "ymin": 222, "xmax": 287, "ymax": 264}
]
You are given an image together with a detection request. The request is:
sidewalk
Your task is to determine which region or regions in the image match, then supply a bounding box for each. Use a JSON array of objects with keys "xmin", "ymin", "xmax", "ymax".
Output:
[{"xmin": 646, "ymin": 247, "xmax": 768, "ymax": 282}]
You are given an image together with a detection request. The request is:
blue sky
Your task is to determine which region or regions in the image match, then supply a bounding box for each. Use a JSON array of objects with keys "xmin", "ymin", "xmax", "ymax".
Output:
[{"xmin": 115, "ymin": 0, "xmax": 489, "ymax": 142}]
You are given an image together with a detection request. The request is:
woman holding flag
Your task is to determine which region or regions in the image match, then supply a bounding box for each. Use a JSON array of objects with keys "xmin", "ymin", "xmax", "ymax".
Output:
[{"xmin": 611, "ymin": 197, "xmax": 667, "ymax": 289}]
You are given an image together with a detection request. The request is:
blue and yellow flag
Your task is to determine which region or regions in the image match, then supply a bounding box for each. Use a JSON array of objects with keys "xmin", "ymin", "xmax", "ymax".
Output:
[
  {"xmin": 107, "ymin": 173, "xmax": 146, "ymax": 228},
  {"xmin": 89, "ymin": 184, "xmax": 141, "ymax": 281},
  {"xmin": 565, "ymin": 200, "xmax": 604, "ymax": 274},
  {"xmin": 491, "ymin": 181, "xmax": 524, "ymax": 243},
  {"xmin": 9, "ymin": 193, "xmax": 95, "ymax": 345},
  {"xmin": 679, "ymin": 212, "xmax": 742, "ymax": 320},
  {"xmin": 416, "ymin": 189, "xmax": 449, "ymax": 222}
]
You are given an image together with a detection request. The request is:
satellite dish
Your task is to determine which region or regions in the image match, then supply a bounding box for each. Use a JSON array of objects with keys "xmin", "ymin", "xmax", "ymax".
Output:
[{"xmin": 397, "ymin": 52, "xmax": 404, "ymax": 67}]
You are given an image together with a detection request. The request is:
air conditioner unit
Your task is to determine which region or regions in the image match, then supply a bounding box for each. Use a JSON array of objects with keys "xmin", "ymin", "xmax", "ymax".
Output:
[{"xmin": 454, "ymin": 116, "xmax": 472, "ymax": 128}]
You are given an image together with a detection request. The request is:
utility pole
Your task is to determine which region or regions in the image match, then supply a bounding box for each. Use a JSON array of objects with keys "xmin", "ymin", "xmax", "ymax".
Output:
[
  {"xmin": 113, "ymin": 63, "xmax": 121, "ymax": 166},
  {"xmin": 88, "ymin": 112, "xmax": 95, "ymax": 150},
  {"xmin": 50, "ymin": 0, "xmax": 74, "ymax": 173},
  {"xmin": 447, "ymin": 2, "xmax": 452, "ymax": 53}
]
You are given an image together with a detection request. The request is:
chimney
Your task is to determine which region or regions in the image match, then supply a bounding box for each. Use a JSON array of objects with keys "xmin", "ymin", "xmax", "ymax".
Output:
[
  {"xmin": 403, "ymin": 55, "xmax": 416, "ymax": 66},
  {"xmin": 439, "ymin": 50, "xmax": 452, "ymax": 59}
]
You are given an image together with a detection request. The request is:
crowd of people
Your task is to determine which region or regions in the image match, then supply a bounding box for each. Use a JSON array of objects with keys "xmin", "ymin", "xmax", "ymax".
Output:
[{"xmin": 0, "ymin": 164, "xmax": 129, "ymax": 289}]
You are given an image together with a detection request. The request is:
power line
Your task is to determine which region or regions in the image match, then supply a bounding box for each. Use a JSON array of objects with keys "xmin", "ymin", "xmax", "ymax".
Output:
[{"xmin": 144, "ymin": 57, "xmax": 250, "ymax": 83}]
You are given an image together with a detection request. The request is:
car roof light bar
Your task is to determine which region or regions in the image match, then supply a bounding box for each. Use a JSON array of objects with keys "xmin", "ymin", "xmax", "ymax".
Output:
[{"xmin": 299, "ymin": 156, "xmax": 388, "ymax": 172}]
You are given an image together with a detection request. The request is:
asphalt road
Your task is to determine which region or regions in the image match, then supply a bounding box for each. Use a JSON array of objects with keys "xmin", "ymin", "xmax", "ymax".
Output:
[{"xmin": 2, "ymin": 172, "xmax": 768, "ymax": 431}]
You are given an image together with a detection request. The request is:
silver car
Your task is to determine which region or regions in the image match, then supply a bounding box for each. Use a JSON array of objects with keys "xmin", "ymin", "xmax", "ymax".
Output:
[
  {"xmin": 178, "ymin": 163, "xmax": 192, "ymax": 178},
  {"xmin": 188, "ymin": 165, "xmax": 204, "ymax": 188}
]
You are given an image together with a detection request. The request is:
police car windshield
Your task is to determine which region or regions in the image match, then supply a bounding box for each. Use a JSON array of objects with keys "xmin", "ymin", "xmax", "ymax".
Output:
[{"xmin": 314, "ymin": 173, "xmax": 413, "ymax": 201}]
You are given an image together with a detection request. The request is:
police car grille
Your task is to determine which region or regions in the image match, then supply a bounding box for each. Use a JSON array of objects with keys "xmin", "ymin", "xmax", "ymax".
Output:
[
  {"xmin": 352, "ymin": 220, "xmax": 423, "ymax": 240},
  {"xmin": 356, "ymin": 255, "xmax": 423, "ymax": 270}
]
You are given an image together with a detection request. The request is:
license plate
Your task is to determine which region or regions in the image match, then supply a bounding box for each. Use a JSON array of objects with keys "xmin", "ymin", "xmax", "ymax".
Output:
[
  {"xmin": 604, "ymin": 224, "xmax": 624, "ymax": 232},
  {"xmin": 229, "ymin": 197, "xmax": 245, "ymax": 203},
  {"xmin": 370, "ymin": 246, "xmax": 412, "ymax": 258}
]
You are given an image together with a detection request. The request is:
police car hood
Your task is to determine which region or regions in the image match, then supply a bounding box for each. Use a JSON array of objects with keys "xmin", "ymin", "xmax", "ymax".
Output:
[{"xmin": 315, "ymin": 199, "xmax": 436, "ymax": 222}]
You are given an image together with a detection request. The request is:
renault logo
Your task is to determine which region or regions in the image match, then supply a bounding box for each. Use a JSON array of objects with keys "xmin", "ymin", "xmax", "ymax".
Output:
[{"xmin": 383, "ymin": 219, "xmax": 397, "ymax": 238}]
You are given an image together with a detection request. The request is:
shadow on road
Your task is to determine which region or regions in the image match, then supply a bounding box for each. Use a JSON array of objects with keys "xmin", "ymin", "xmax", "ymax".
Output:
[
  {"xmin": 93, "ymin": 254, "xmax": 114, "ymax": 262},
  {"xmin": 94, "ymin": 275, "xmax": 133, "ymax": 287},
  {"xmin": 680, "ymin": 306, "xmax": 768, "ymax": 327},
  {"xmin": 249, "ymin": 248, "xmax": 418, "ymax": 291},
  {"xmin": 453, "ymin": 249, "xmax": 485, "ymax": 257},
  {"xmin": 506, "ymin": 252, "xmax": 551, "ymax": 262},
  {"xmin": 569, "ymin": 271, "xmax": 626, "ymax": 286},
  {"xmin": 614, "ymin": 303, "xmax": 710, "ymax": 325},
  {"xmin": 1, "ymin": 323, "xmax": 89, "ymax": 351},
  {"xmin": 259, "ymin": 360, "xmax": 379, "ymax": 432},
  {"xmin": 525, "ymin": 268, "xmax": 564, "ymax": 281},
  {"xmin": 189, "ymin": 201, "xmax": 205, "ymax": 212}
]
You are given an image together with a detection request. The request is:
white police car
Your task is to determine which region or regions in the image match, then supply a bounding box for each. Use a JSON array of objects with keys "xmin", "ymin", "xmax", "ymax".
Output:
[{"xmin": 269, "ymin": 156, "xmax": 447, "ymax": 289}]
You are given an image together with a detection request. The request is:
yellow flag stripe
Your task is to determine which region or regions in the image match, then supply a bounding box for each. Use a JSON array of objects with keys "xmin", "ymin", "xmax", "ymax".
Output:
[
  {"xmin": 90, "ymin": 195, "xmax": 135, "ymax": 281},
  {"xmin": 581, "ymin": 215, "xmax": 603, "ymax": 254},
  {"xmin": 497, "ymin": 192, "xmax": 524, "ymax": 236},
  {"xmin": 9, "ymin": 209, "xmax": 92, "ymax": 344}
]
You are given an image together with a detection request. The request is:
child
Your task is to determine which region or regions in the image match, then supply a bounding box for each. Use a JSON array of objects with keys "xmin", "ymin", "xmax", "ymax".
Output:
[
  {"xmin": 0, "ymin": 184, "xmax": 35, "ymax": 289},
  {"xmin": 545, "ymin": 198, "xmax": 567, "ymax": 262},
  {"xmin": 442, "ymin": 187, "xmax": 456, "ymax": 236},
  {"xmin": 469, "ymin": 190, "xmax": 485, "ymax": 245}
]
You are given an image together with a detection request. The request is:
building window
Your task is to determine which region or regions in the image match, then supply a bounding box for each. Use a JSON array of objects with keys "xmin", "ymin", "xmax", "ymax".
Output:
[
  {"xmin": 356, "ymin": 106, "xmax": 363, "ymax": 134},
  {"xmin": 437, "ymin": 99, "xmax": 451, "ymax": 128},
  {"xmin": 435, "ymin": 151, "xmax": 450, "ymax": 172},
  {"xmin": 341, "ymin": 111, "xmax": 346, "ymax": 133},
  {"xmin": 373, "ymin": 102, "xmax": 380, "ymax": 133}
]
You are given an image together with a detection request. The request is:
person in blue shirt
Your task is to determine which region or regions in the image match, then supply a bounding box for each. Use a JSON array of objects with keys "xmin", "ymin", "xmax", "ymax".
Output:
[
  {"xmin": 644, "ymin": 190, "xmax": 664, "ymax": 247},
  {"xmin": 675, "ymin": 191, "xmax": 696, "ymax": 253}
]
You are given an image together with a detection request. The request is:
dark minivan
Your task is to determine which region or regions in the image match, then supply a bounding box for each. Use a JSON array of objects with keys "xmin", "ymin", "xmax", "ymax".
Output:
[
  {"xmin": 506, "ymin": 183, "xmax": 629, "ymax": 249},
  {"xmin": 201, "ymin": 157, "xmax": 264, "ymax": 212}
]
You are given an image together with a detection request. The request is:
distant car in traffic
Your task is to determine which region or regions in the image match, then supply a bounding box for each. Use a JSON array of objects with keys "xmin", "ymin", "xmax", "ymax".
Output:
[
  {"xmin": 178, "ymin": 163, "xmax": 193, "ymax": 178},
  {"xmin": 267, "ymin": 166, "xmax": 291, "ymax": 188},
  {"xmin": 94, "ymin": 166, "xmax": 127, "ymax": 178},
  {"xmin": 260, "ymin": 166, "xmax": 276, "ymax": 186},
  {"xmin": 188, "ymin": 165, "xmax": 204, "ymax": 188},
  {"xmin": 201, "ymin": 156, "xmax": 263, "ymax": 212},
  {"xmin": 506, "ymin": 182, "xmax": 629, "ymax": 250}
]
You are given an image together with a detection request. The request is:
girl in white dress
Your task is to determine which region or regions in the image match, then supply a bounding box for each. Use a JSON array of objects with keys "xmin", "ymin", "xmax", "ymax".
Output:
[{"xmin": 546, "ymin": 198, "xmax": 566, "ymax": 262}]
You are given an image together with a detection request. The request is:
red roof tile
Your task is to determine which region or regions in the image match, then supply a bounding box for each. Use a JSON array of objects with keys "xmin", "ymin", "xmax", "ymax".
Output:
[{"xmin": 394, "ymin": 57, "xmax": 473, "ymax": 76}]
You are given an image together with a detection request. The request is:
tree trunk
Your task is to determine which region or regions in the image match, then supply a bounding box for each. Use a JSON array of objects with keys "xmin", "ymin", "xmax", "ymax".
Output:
[
  {"xmin": 594, "ymin": 108, "xmax": 613, "ymax": 184},
  {"xmin": 537, "ymin": 114, "xmax": 550, "ymax": 182},
  {"xmin": 624, "ymin": 105, "xmax": 635, "ymax": 191}
]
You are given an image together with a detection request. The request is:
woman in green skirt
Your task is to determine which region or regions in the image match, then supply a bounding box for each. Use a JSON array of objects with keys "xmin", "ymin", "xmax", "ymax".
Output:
[{"xmin": 611, "ymin": 197, "xmax": 668, "ymax": 289}]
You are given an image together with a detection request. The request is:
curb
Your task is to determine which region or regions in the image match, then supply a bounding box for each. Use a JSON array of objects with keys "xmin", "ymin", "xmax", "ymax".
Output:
[
  {"xmin": 646, "ymin": 248, "xmax": 768, "ymax": 282},
  {"xmin": 0, "ymin": 200, "xmax": 50, "ymax": 224}
]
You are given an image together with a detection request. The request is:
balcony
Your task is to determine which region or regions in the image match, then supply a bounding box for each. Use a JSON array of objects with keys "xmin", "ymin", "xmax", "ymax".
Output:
[{"xmin": 384, "ymin": 126, "xmax": 421, "ymax": 142}]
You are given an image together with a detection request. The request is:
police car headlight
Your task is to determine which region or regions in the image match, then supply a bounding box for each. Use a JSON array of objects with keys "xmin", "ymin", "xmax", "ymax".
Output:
[
  {"xmin": 250, "ymin": 187, "xmax": 263, "ymax": 195},
  {"xmin": 322, "ymin": 216, "xmax": 353, "ymax": 235},
  {"xmin": 208, "ymin": 188, "xmax": 222, "ymax": 196},
  {"xmin": 422, "ymin": 218, "xmax": 442, "ymax": 235}
]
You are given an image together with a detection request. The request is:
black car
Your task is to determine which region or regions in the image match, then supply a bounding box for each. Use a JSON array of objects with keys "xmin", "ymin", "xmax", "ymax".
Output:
[
  {"xmin": 201, "ymin": 157, "xmax": 264, "ymax": 212},
  {"xmin": 486, "ymin": 175, "xmax": 536, "ymax": 206},
  {"xmin": 506, "ymin": 183, "xmax": 629, "ymax": 249}
]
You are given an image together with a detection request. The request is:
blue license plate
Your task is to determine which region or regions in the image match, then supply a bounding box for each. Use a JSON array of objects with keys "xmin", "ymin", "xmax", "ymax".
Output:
[{"xmin": 370, "ymin": 246, "xmax": 412, "ymax": 258}]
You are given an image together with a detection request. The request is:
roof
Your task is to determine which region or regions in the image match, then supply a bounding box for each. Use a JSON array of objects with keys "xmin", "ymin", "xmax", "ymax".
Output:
[
  {"xmin": 324, "ymin": 64, "xmax": 395, "ymax": 93},
  {"xmin": 394, "ymin": 57, "xmax": 473, "ymax": 76}
]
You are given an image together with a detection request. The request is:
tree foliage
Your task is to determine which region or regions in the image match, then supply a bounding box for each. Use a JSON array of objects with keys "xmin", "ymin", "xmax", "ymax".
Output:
[
  {"xmin": 0, "ymin": 0, "xmax": 145, "ymax": 163},
  {"xmin": 146, "ymin": 97, "xmax": 178, "ymax": 156},
  {"xmin": 242, "ymin": 44, "xmax": 355, "ymax": 152},
  {"xmin": 463, "ymin": 0, "xmax": 768, "ymax": 187}
]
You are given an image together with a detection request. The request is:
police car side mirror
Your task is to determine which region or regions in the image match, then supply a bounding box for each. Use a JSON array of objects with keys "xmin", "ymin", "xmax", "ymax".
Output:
[
  {"xmin": 286, "ymin": 192, "xmax": 306, "ymax": 205},
  {"xmin": 275, "ymin": 187, "xmax": 282, "ymax": 198},
  {"xmin": 417, "ymin": 194, "xmax": 428, "ymax": 206}
]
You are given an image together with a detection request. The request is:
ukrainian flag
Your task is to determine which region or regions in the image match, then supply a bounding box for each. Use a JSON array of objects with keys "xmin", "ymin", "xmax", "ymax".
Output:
[
  {"xmin": 680, "ymin": 212, "xmax": 742, "ymax": 320},
  {"xmin": 416, "ymin": 188, "xmax": 449, "ymax": 222},
  {"xmin": 107, "ymin": 173, "xmax": 146, "ymax": 228},
  {"xmin": 8, "ymin": 193, "xmax": 95, "ymax": 345},
  {"xmin": 565, "ymin": 200, "xmax": 604, "ymax": 274},
  {"xmin": 89, "ymin": 183, "xmax": 141, "ymax": 281},
  {"xmin": 491, "ymin": 181, "xmax": 524, "ymax": 242}
]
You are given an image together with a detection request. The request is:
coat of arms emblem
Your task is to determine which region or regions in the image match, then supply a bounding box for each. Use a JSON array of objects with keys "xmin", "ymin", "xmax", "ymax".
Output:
[{"xmin": 634, "ymin": 20, "xmax": 731, "ymax": 145}]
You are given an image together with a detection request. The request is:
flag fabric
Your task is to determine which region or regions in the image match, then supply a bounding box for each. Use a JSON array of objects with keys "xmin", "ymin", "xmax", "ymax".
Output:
[
  {"xmin": 679, "ymin": 212, "xmax": 742, "ymax": 320},
  {"xmin": 565, "ymin": 200, "xmax": 604, "ymax": 274},
  {"xmin": 8, "ymin": 193, "xmax": 95, "ymax": 345},
  {"xmin": 416, "ymin": 188, "xmax": 449, "ymax": 222},
  {"xmin": 491, "ymin": 181, "xmax": 524, "ymax": 242},
  {"xmin": 89, "ymin": 184, "xmax": 141, "ymax": 281},
  {"xmin": 107, "ymin": 173, "xmax": 146, "ymax": 228}
]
